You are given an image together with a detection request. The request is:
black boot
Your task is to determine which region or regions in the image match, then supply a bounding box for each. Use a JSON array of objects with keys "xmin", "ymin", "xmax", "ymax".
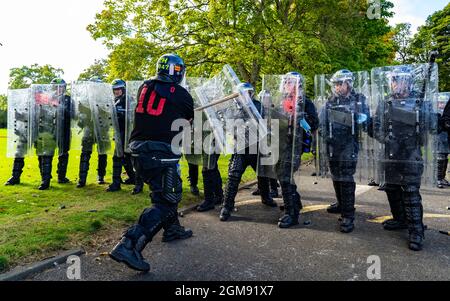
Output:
[
  {"xmin": 258, "ymin": 177, "xmax": 277, "ymax": 207},
  {"xmin": 77, "ymin": 152, "xmax": 91, "ymax": 188},
  {"xmin": 38, "ymin": 156, "xmax": 53, "ymax": 190},
  {"xmin": 190, "ymin": 185, "xmax": 200, "ymax": 196},
  {"xmin": 132, "ymin": 175, "xmax": 144, "ymax": 195},
  {"xmin": 327, "ymin": 181, "xmax": 342, "ymax": 214},
  {"xmin": 162, "ymin": 217, "xmax": 193, "ymax": 242},
  {"xmin": 110, "ymin": 235, "xmax": 150, "ymax": 272},
  {"xmin": 219, "ymin": 173, "xmax": 241, "ymax": 221},
  {"xmin": 188, "ymin": 163, "xmax": 200, "ymax": 196},
  {"xmin": 219, "ymin": 207, "xmax": 232, "ymax": 222},
  {"xmin": 269, "ymin": 179, "xmax": 279, "ymax": 198},
  {"xmin": 107, "ymin": 156, "xmax": 122, "ymax": 192},
  {"xmin": 110, "ymin": 211, "xmax": 165, "ymax": 273},
  {"xmin": 123, "ymin": 155, "xmax": 136, "ymax": 185},
  {"xmin": 383, "ymin": 186, "xmax": 408, "ymax": 231},
  {"xmin": 5, "ymin": 158, "xmax": 25, "ymax": 185},
  {"xmin": 97, "ymin": 154, "xmax": 107, "ymax": 184},
  {"xmin": 252, "ymin": 188, "xmax": 261, "ymax": 196},
  {"xmin": 368, "ymin": 178, "xmax": 379, "ymax": 186},
  {"xmin": 213, "ymin": 167, "xmax": 224, "ymax": 205},
  {"xmin": 278, "ymin": 183, "xmax": 300, "ymax": 228},
  {"xmin": 403, "ymin": 185, "xmax": 425, "ymax": 251},
  {"xmin": 57, "ymin": 153, "xmax": 70, "ymax": 184},
  {"xmin": 197, "ymin": 169, "xmax": 217, "ymax": 212},
  {"xmin": 437, "ymin": 158, "xmax": 448, "ymax": 189},
  {"xmin": 339, "ymin": 182, "xmax": 356, "ymax": 233}
]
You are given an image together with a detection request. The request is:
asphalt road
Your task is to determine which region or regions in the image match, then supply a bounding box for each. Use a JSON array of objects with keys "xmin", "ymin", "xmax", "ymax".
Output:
[{"xmin": 29, "ymin": 165, "xmax": 450, "ymax": 281}]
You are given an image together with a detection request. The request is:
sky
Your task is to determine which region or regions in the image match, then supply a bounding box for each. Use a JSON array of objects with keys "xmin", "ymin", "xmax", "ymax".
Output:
[
  {"xmin": 0, "ymin": 0, "xmax": 448, "ymax": 95},
  {"xmin": 388, "ymin": 0, "xmax": 449, "ymax": 33}
]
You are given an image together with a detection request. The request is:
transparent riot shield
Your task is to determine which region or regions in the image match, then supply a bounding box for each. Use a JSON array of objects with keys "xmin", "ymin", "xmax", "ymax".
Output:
[
  {"xmin": 71, "ymin": 82, "xmax": 96, "ymax": 153},
  {"xmin": 194, "ymin": 65, "xmax": 264, "ymax": 155},
  {"xmin": 125, "ymin": 81, "xmax": 144, "ymax": 153},
  {"xmin": 371, "ymin": 63, "xmax": 438, "ymax": 188},
  {"xmin": 180, "ymin": 77, "xmax": 213, "ymax": 167},
  {"xmin": 30, "ymin": 84, "xmax": 64, "ymax": 157},
  {"xmin": 257, "ymin": 74, "xmax": 305, "ymax": 184},
  {"xmin": 7, "ymin": 88, "xmax": 31, "ymax": 158},
  {"xmin": 89, "ymin": 82, "xmax": 122, "ymax": 156},
  {"xmin": 314, "ymin": 71, "xmax": 372, "ymax": 184}
]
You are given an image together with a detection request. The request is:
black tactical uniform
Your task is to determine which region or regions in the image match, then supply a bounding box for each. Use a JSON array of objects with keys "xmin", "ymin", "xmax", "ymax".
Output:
[
  {"xmin": 436, "ymin": 132, "xmax": 449, "ymax": 188},
  {"xmin": 76, "ymin": 78, "xmax": 108, "ymax": 188},
  {"xmin": 436, "ymin": 94, "xmax": 450, "ymax": 188},
  {"xmin": 107, "ymin": 80, "xmax": 139, "ymax": 192},
  {"xmin": 109, "ymin": 54, "xmax": 193, "ymax": 272},
  {"xmin": 277, "ymin": 96, "xmax": 319, "ymax": 228},
  {"xmin": 444, "ymin": 99, "xmax": 450, "ymax": 131},
  {"xmin": 252, "ymin": 178, "xmax": 279, "ymax": 197},
  {"xmin": 56, "ymin": 94, "xmax": 72, "ymax": 184},
  {"xmin": 370, "ymin": 93, "xmax": 430, "ymax": 251},
  {"xmin": 6, "ymin": 80, "xmax": 72, "ymax": 189},
  {"xmin": 188, "ymin": 163, "xmax": 200, "ymax": 195},
  {"xmin": 196, "ymin": 154, "xmax": 224, "ymax": 212},
  {"xmin": 219, "ymin": 94, "xmax": 278, "ymax": 221},
  {"xmin": 5, "ymin": 103, "xmax": 30, "ymax": 186},
  {"xmin": 321, "ymin": 87, "xmax": 370, "ymax": 233}
]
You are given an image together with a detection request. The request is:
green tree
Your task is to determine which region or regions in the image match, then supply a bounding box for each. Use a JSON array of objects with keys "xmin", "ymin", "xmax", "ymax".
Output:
[
  {"xmin": 78, "ymin": 59, "xmax": 109, "ymax": 81},
  {"xmin": 87, "ymin": 0, "xmax": 395, "ymax": 91},
  {"xmin": 392, "ymin": 23, "xmax": 412, "ymax": 64},
  {"xmin": 408, "ymin": 3, "xmax": 449, "ymax": 91},
  {"xmin": 8, "ymin": 64, "xmax": 64, "ymax": 89}
]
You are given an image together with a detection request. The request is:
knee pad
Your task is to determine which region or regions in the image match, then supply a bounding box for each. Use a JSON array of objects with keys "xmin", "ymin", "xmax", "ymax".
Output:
[
  {"xmin": 161, "ymin": 166, "xmax": 183, "ymax": 205},
  {"xmin": 402, "ymin": 184, "xmax": 420, "ymax": 194},
  {"xmin": 124, "ymin": 224, "xmax": 149, "ymax": 242},
  {"xmin": 402, "ymin": 185, "xmax": 422, "ymax": 206}
]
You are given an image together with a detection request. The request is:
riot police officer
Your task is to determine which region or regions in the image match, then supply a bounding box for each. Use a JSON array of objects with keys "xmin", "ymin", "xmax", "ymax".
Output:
[
  {"xmin": 54, "ymin": 78, "xmax": 72, "ymax": 185},
  {"xmin": 6, "ymin": 78, "xmax": 71, "ymax": 190},
  {"xmin": 219, "ymin": 82, "xmax": 278, "ymax": 221},
  {"xmin": 436, "ymin": 93, "xmax": 450, "ymax": 188},
  {"xmin": 106, "ymin": 79, "xmax": 138, "ymax": 192},
  {"xmin": 276, "ymin": 72, "xmax": 319, "ymax": 228},
  {"xmin": 320, "ymin": 70, "xmax": 370, "ymax": 233},
  {"xmin": 76, "ymin": 76, "xmax": 108, "ymax": 188},
  {"xmin": 369, "ymin": 65, "xmax": 432, "ymax": 251},
  {"xmin": 5, "ymin": 90, "xmax": 31, "ymax": 186},
  {"xmin": 109, "ymin": 54, "xmax": 193, "ymax": 272}
]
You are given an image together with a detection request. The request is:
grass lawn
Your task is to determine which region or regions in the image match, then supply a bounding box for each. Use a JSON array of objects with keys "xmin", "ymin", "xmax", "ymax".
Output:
[{"xmin": 0, "ymin": 128, "xmax": 257, "ymax": 273}]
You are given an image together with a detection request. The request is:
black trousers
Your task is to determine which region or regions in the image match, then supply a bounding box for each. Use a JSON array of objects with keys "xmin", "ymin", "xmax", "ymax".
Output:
[
  {"xmin": 223, "ymin": 153, "xmax": 271, "ymax": 209},
  {"xmin": 125, "ymin": 144, "xmax": 183, "ymax": 243}
]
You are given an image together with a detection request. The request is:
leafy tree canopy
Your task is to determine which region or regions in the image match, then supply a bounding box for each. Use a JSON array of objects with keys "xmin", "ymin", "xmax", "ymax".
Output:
[
  {"xmin": 87, "ymin": 0, "xmax": 396, "ymax": 92},
  {"xmin": 78, "ymin": 59, "xmax": 109, "ymax": 81},
  {"xmin": 408, "ymin": 3, "xmax": 449, "ymax": 91},
  {"xmin": 8, "ymin": 64, "xmax": 64, "ymax": 89}
]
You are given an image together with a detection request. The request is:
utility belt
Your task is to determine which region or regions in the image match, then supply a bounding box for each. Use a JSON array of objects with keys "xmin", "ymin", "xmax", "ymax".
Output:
[{"xmin": 129, "ymin": 140, "xmax": 181, "ymax": 171}]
